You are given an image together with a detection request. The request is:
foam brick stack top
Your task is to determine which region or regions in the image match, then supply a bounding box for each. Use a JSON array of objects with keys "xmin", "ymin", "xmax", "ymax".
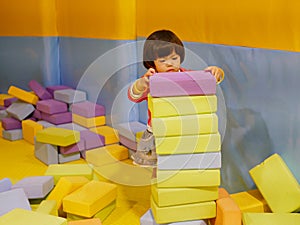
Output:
[{"xmin": 147, "ymin": 70, "xmax": 221, "ymax": 224}]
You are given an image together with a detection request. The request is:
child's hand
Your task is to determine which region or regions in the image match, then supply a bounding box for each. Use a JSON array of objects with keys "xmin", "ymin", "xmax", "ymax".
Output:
[
  {"xmin": 133, "ymin": 68, "xmax": 155, "ymax": 94},
  {"xmin": 205, "ymin": 66, "xmax": 225, "ymax": 84}
]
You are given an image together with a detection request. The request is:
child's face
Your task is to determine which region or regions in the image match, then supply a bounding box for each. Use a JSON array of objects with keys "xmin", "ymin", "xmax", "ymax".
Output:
[{"xmin": 154, "ymin": 50, "xmax": 181, "ymax": 73}]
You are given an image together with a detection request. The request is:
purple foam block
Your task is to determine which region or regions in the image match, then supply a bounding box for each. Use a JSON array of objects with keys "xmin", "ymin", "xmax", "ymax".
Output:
[
  {"xmin": 80, "ymin": 130, "xmax": 105, "ymax": 150},
  {"xmin": 119, "ymin": 134, "xmax": 137, "ymax": 150},
  {"xmin": 1, "ymin": 117, "xmax": 21, "ymax": 130},
  {"xmin": 149, "ymin": 70, "xmax": 216, "ymax": 97},
  {"xmin": 0, "ymin": 106, "xmax": 6, "ymax": 110},
  {"xmin": 33, "ymin": 109, "xmax": 42, "ymax": 120},
  {"xmin": 46, "ymin": 85, "xmax": 73, "ymax": 97},
  {"xmin": 71, "ymin": 101, "xmax": 105, "ymax": 118},
  {"xmin": 4, "ymin": 97, "xmax": 18, "ymax": 107},
  {"xmin": 41, "ymin": 111, "xmax": 72, "ymax": 125},
  {"xmin": 36, "ymin": 99, "xmax": 68, "ymax": 114},
  {"xmin": 59, "ymin": 139, "xmax": 85, "ymax": 154},
  {"xmin": 28, "ymin": 80, "xmax": 52, "ymax": 100}
]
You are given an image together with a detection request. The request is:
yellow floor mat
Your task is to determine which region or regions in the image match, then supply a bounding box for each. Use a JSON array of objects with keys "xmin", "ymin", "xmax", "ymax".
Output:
[{"xmin": 0, "ymin": 137, "xmax": 151, "ymax": 224}]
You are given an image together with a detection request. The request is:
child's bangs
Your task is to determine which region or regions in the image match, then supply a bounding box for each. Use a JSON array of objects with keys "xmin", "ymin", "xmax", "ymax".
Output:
[{"xmin": 154, "ymin": 43, "xmax": 176, "ymax": 58}]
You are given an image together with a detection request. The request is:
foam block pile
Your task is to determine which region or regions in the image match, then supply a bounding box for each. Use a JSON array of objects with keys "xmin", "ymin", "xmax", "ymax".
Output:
[
  {"xmin": 0, "ymin": 81, "xmax": 129, "ymax": 165},
  {"xmin": 0, "ymin": 164, "xmax": 117, "ymax": 224},
  {"xmin": 141, "ymin": 70, "xmax": 221, "ymax": 224}
]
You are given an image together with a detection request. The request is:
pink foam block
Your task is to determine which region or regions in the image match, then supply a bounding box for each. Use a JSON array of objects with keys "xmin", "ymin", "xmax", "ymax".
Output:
[
  {"xmin": 37, "ymin": 99, "xmax": 68, "ymax": 114},
  {"xmin": 71, "ymin": 101, "xmax": 105, "ymax": 118},
  {"xmin": 46, "ymin": 85, "xmax": 73, "ymax": 97},
  {"xmin": 60, "ymin": 139, "xmax": 85, "ymax": 154},
  {"xmin": 1, "ymin": 117, "xmax": 22, "ymax": 130},
  {"xmin": 4, "ymin": 97, "xmax": 18, "ymax": 107},
  {"xmin": 33, "ymin": 109, "xmax": 42, "ymax": 120},
  {"xmin": 41, "ymin": 112, "xmax": 72, "ymax": 125},
  {"xmin": 28, "ymin": 80, "xmax": 52, "ymax": 100},
  {"xmin": 80, "ymin": 130, "xmax": 105, "ymax": 150},
  {"xmin": 149, "ymin": 70, "xmax": 216, "ymax": 97},
  {"xmin": 119, "ymin": 134, "xmax": 137, "ymax": 150}
]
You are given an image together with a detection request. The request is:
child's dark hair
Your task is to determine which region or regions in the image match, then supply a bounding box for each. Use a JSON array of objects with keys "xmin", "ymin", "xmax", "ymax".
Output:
[{"xmin": 143, "ymin": 30, "xmax": 185, "ymax": 69}]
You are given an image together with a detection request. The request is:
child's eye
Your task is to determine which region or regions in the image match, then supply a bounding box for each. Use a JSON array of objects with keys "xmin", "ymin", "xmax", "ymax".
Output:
[
  {"xmin": 172, "ymin": 57, "xmax": 178, "ymax": 60},
  {"xmin": 158, "ymin": 59, "xmax": 166, "ymax": 63}
]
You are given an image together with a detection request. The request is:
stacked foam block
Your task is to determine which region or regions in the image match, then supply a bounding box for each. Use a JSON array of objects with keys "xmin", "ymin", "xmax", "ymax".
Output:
[{"xmin": 143, "ymin": 71, "xmax": 222, "ymax": 224}]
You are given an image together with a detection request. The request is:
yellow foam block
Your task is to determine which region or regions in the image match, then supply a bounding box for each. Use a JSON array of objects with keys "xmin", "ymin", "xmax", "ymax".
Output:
[
  {"xmin": 35, "ymin": 200, "xmax": 58, "ymax": 216},
  {"xmin": 86, "ymin": 144, "xmax": 128, "ymax": 166},
  {"xmin": 63, "ymin": 180, "xmax": 117, "ymax": 218},
  {"xmin": 242, "ymin": 212, "xmax": 300, "ymax": 225},
  {"xmin": 213, "ymin": 197, "xmax": 242, "ymax": 225},
  {"xmin": 156, "ymin": 169, "xmax": 220, "ymax": 188},
  {"xmin": 44, "ymin": 164, "xmax": 93, "ymax": 184},
  {"xmin": 47, "ymin": 176, "xmax": 89, "ymax": 209},
  {"xmin": 0, "ymin": 123, "xmax": 3, "ymax": 138},
  {"xmin": 67, "ymin": 200, "xmax": 116, "ymax": 222},
  {"xmin": 72, "ymin": 113, "xmax": 105, "ymax": 128},
  {"xmin": 230, "ymin": 189, "xmax": 270, "ymax": 213},
  {"xmin": 22, "ymin": 119, "xmax": 43, "ymax": 144},
  {"xmin": 90, "ymin": 125, "xmax": 119, "ymax": 145},
  {"xmin": 0, "ymin": 93, "xmax": 14, "ymax": 106},
  {"xmin": 249, "ymin": 153, "xmax": 300, "ymax": 213},
  {"xmin": 8, "ymin": 85, "xmax": 38, "ymax": 105},
  {"xmin": 67, "ymin": 218, "xmax": 102, "ymax": 225},
  {"xmin": 152, "ymin": 113, "xmax": 218, "ymax": 137},
  {"xmin": 151, "ymin": 183, "xmax": 218, "ymax": 207},
  {"xmin": 151, "ymin": 197, "xmax": 216, "ymax": 224},
  {"xmin": 36, "ymin": 127, "xmax": 80, "ymax": 147},
  {"xmin": 0, "ymin": 208, "xmax": 67, "ymax": 225},
  {"xmin": 155, "ymin": 133, "xmax": 220, "ymax": 155},
  {"xmin": 148, "ymin": 94, "xmax": 217, "ymax": 118}
]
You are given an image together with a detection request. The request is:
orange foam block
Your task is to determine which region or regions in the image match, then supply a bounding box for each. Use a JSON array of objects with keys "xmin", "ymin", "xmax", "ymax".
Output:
[
  {"xmin": 63, "ymin": 180, "xmax": 117, "ymax": 218},
  {"xmin": 68, "ymin": 218, "xmax": 102, "ymax": 225},
  {"xmin": 22, "ymin": 119, "xmax": 43, "ymax": 144},
  {"xmin": 8, "ymin": 85, "xmax": 38, "ymax": 105},
  {"xmin": 90, "ymin": 126, "xmax": 119, "ymax": 145}
]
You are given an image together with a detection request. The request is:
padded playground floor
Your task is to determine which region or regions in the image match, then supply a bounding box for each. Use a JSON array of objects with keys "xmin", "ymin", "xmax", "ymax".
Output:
[{"xmin": 0, "ymin": 137, "xmax": 152, "ymax": 225}]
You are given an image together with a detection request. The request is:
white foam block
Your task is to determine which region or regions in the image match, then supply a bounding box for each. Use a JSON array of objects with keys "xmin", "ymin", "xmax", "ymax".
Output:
[
  {"xmin": 0, "ymin": 178, "xmax": 12, "ymax": 193},
  {"xmin": 157, "ymin": 152, "xmax": 221, "ymax": 170}
]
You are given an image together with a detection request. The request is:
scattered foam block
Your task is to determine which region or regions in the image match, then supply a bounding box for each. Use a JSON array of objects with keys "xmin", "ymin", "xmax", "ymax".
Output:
[
  {"xmin": 59, "ymin": 138, "xmax": 85, "ymax": 154},
  {"xmin": 140, "ymin": 209, "xmax": 208, "ymax": 225},
  {"xmin": 63, "ymin": 180, "xmax": 117, "ymax": 218},
  {"xmin": 212, "ymin": 197, "xmax": 241, "ymax": 225},
  {"xmin": 47, "ymin": 176, "xmax": 89, "ymax": 209},
  {"xmin": 151, "ymin": 184, "xmax": 218, "ymax": 207},
  {"xmin": 90, "ymin": 125, "xmax": 119, "ymax": 145},
  {"xmin": 44, "ymin": 164, "xmax": 93, "ymax": 184},
  {"xmin": 37, "ymin": 120, "xmax": 55, "ymax": 128},
  {"xmin": 54, "ymin": 89, "xmax": 86, "ymax": 104},
  {"xmin": 35, "ymin": 200, "xmax": 58, "ymax": 216},
  {"xmin": 242, "ymin": 212, "xmax": 300, "ymax": 225},
  {"xmin": 0, "ymin": 208, "xmax": 67, "ymax": 225},
  {"xmin": 2, "ymin": 129, "xmax": 23, "ymax": 141},
  {"xmin": 33, "ymin": 109, "xmax": 42, "ymax": 120},
  {"xmin": 34, "ymin": 140, "xmax": 58, "ymax": 165},
  {"xmin": 157, "ymin": 152, "xmax": 221, "ymax": 170},
  {"xmin": 58, "ymin": 152, "xmax": 81, "ymax": 163},
  {"xmin": 156, "ymin": 169, "xmax": 220, "ymax": 188},
  {"xmin": 6, "ymin": 101, "xmax": 35, "ymax": 120},
  {"xmin": 249, "ymin": 153, "xmax": 300, "ymax": 213},
  {"xmin": 1, "ymin": 117, "xmax": 21, "ymax": 130},
  {"xmin": 46, "ymin": 85, "xmax": 72, "ymax": 97},
  {"xmin": 115, "ymin": 121, "xmax": 147, "ymax": 142},
  {"xmin": 151, "ymin": 197, "xmax": 216, "ymax": 224},
  {"xmin": 0, "ymin": 110, "xmax": 8, "ymax": 121},
  {"xmin": 0, "ymin": 188, "xmax": 31, "ymax": 216},
  {"xmin": 71, "ymin": 101, "xmax": 105, "ymax": 117},
  {"xmin": 22, "ymin": 119, "xmax": 43, "ymax": 144},
  {"xmin": 72, "ymin": 114, "xmax": 105, "ymax": 128},
  {"xmin": 119, "ymin": 134, "xmax": 138, "ymax": 150},
  {"xmin": 28, "ymin": 80, "xmax": 52, "ymax": 100},
  {"xmin": 4, "ymin": 97, "xmax": 18, "ymax": 107},
  {"xmin": 0, "ymin": 178, "xmax": 12, "ymax": 193},
  {"xmin": 149, "ymin": 70, "xmax": 216, "ymax": 97},
  {"xmin": 36, "ymin": 127, "xmax": 80, "ymax": 147},
  {"xmin": 80, "ymin": 130, "xmax": 105, "ymax": 150},
  {"xmin": 36, "ymin": 99, "xmax": 68, "ymax": 114},
  {"xmin": 156, "ymin": 133, "xmax": 221, "ymax": 155},
  {"xmin": 152, "ymin": 113, "xmax": 218, "ymax": 137},
  {"xmin": 8, "ymin": 85, "xmax": 39, "ymax": 105},
  {"xmin": 67, "ymin": 218, "xmax": 102, "ymax": 225},
  {"xmin": 41, "ymin": 111, "xmax": 72, "ymax": 125},
  {"xmin": 0, "ymin": 123, "xmax": 2, "ymax": 137},
  {"xmin": 12, "ymin": 176, "xmax": 54, "ymax": 199},
  {"xmin": 57, "ymin": 123, "xmax": 87, "ymax": 131},
  {"xmin": 0, "ymin": 94, "xmax": 14, "ymax": 106},
  {"xmin": 148, "ymin": 94, "xmax": 217, "ymax": 118},
  {"xmin": 218, "ymin": 188, "xmax": 230, "ymax": 199},
  {"xmin": 86, "ymin": 144, "xmax": 129, "ymax": 166}
]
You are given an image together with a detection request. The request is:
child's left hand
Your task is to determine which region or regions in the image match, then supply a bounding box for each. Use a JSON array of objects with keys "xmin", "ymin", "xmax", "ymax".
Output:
[{"xmin": 205, "ymin": 66, "xmax": 225, "ymax": 84}]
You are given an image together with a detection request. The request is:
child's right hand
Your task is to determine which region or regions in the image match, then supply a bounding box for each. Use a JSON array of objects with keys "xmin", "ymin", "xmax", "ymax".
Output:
[{"xmin": 134, "ymin": 68, "xmax": 155, "ymax": 94}]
